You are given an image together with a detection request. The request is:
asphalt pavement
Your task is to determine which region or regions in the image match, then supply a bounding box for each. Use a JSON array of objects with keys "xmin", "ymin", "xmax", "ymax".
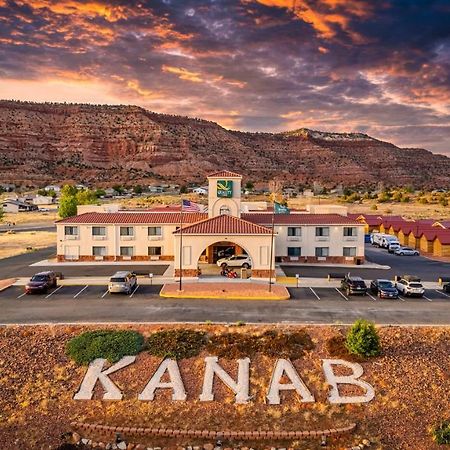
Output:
[
  {"xmin": 1, "ymin": 283, "xmax": 449, "ymax": 325},
  {"xmin": 282, "ymin": 244, "xmax": 450, "ymax": 282}
]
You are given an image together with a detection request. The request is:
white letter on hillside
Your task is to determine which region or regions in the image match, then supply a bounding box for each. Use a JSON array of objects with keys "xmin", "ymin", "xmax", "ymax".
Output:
[
  {"xmin": 199, "ymin": 356, "xmax": 250, "ymax": 404},
  {"xmin": 138, "ymin": 358, "xmax": 187, "ymax": 401},
  {"xmin": 74, "ymin": 356, "xmax": 136, "ymax": 400},
  {"xmin": 266, "ymin": 359, "xmax": 315, "ymax": 405},
  {"xmin": 322, "ymin": 359, "xmax": 375, "ymax": 404}
]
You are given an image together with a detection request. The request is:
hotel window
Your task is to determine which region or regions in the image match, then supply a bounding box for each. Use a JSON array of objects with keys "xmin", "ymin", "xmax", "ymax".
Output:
[
  {"xmin": 148, "ymin": 246, "xmax": 162, "ymax": 256},
  {"xmin": 220, "ymin": 205, "xmax": 231, "ymax": 215},
  {"xmin": 64, "ymin": 226, "xmax": 78, "ymax": 236},
  {"xmin": 343, "ymin": 227, "xmax": 357, "ymax": 237},
  {"xmin": 343, "ymin": 247, "xmax": 357, "ymax": 257},
  {"xmin": 92, "ymin": 226, "xmax": 106, "ymax": 236},
  {"xmin": 287, "ymin": 247, "xmax": 301, "ymax": 257},
  {"xmin": 120, "ymin": 246, "xmax": 134, "ymax": 256},
  {"xmin": 288, "ymin": 227, "xmax": 302, "ymax": 237},
  {"xmin": 315, "ymin": 227, "xmax": 329, "ymax": 237},
  {"xmin": 120, "ymin": 226, "xmax": 134, "ymax": 236},
  {"xmin": 92, "ymin": 246, "xmax": 106, "ymax": 256},
  {"xmin": 315, "ymin": 247, "xmax": 329, "ymax": 257},
  {"xmin": 148, "ymin": 226, "xmax": 162, "ymax": 236}
]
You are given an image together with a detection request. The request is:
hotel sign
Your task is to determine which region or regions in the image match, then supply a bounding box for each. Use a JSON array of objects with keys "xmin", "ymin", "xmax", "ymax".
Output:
[{"xmin": 217, "ymin": 180, "xmax": 233, "ymax": 198}]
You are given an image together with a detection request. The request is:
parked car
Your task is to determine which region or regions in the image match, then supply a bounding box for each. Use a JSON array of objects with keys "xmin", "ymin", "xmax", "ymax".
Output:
[
  {"xmin": 395, "ymin": 277, "xmax": 425, "ymax": 297},
  {"xmin": 443, "ymin": 283, "xmax": 450, "ymax": 293},
  {"xmin": 341, "ymin": 275, "xmax": 367, "ymax": 295},
  {"xmin": 387, "ymin": 243, "xmax": 401, "ymax": 253},
  {"xmin": 108, "ymin": 271, "xmax": 137, "ymax": 294},
  {"xmin": 381, "ymin": 236, "xmax": 400, "ymax": 249},
  {"xmin": 370, "ymin": 279, "xmax": 399, "ymax": 299},
  {"xmin": 395, "ymin": 247, "xmax": 420, "ymax": 256},
  {"xmin": 25, "ymin": 271, "xmax": 57, "ymax": 294},
  {"xmin": 217, "ymin": 255, "xmax": 252, "ymax": 269},
  {"xmin": 217, "ymin": 247, "xmax": 235, "ymax": 258}
]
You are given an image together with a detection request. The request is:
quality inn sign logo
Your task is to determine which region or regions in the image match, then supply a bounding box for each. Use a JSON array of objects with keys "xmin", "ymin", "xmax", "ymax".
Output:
[
  {"xmin": 74, "ymin": 356, "xmax": 375, "ymax": 405},
  {"xmin": 217, "ymin": 180, "xmax": 233, "ymax": 198}
]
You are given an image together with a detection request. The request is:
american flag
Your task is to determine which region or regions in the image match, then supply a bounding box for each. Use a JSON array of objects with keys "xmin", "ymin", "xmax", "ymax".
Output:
[{"xmin": 182, "ymin": 199, "xmax": 206, "ymax": 212}]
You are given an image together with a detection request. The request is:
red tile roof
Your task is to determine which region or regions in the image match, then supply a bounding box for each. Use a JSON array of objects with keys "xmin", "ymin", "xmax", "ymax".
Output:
[
  {"xmin": 173, "ymin": 214, "xmax": 272, "ymax": 235},
  {"xmin": 433, "ymin": 220, "xmax": 450, "ymax": 229},
  {"xmin": 243, "ymin": 213, "xmax": 362, "ymax": 226},
  {"xmin": 434, "ymin": 230, "xmax": 450, "ymax": 244},
  {"xmin": 207, "ymin": 170, "xmax": 242, "ymax": 178},
  {"xmin": 56, "ymin": 212, "xmax": 207, "ymax": 224}
]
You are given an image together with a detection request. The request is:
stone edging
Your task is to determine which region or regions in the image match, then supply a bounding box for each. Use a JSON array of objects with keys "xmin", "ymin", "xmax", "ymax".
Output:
[{"xmin": 71, "ymin": 421, "xmax": 356, "ymax": 440}]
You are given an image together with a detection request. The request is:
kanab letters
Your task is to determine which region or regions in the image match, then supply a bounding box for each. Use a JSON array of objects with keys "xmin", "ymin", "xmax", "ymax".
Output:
[{"xmin": 74, "ymin": 357, "xmax": 375, "ymax": 405}]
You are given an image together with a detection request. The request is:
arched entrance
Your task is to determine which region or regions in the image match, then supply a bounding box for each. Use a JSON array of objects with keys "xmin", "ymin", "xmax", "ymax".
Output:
[{"xmin": 197, "ymin": 240, "xmax": 252, "ymax": 278}]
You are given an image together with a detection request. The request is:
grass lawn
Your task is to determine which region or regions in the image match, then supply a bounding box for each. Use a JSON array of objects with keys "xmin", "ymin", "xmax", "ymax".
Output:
[{"xmin": 0, "ymin": 230, "xmax": 55, "ymax": 259}]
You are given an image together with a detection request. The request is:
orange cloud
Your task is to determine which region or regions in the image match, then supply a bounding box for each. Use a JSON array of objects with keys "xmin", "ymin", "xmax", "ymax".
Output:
[
  {"xmin": 162, "ymin": 65, "xmax": 204, "ymax": 83},
  {"xmin": 252, "ymin": 0, "xmax": 372, "ymax": 41}
]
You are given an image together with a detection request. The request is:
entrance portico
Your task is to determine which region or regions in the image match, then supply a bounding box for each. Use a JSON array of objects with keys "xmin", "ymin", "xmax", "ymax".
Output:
[{"xmin": 173, "ymin": 214, "xmax": 275, "ymax": 279}]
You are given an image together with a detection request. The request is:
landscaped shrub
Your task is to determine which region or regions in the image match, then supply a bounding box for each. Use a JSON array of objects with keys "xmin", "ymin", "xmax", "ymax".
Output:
[
  {"xmin": 207, "ymin": 330, "xmax": 314, "ymax": 359},
  {"xmin": 345, "ymin": 320, "xmax": 381, "ymax": 357},
  {"xmin": 206, "ymin": 333, "xmax": 258, "ymax": 358},
  {"xmin": 147, "ymin": 329, "xmax": 207, "ymax": 359},
  {"xmin": 66, "ymin": 330, "xmax": 144, "ymax": 365},
  {"xmin": 257, "ymin": 330, "xmax": 314, "ymax": 359},
  {"xmin": 432, "ymin": 421, "xmax": 450, "ymax": 444}
]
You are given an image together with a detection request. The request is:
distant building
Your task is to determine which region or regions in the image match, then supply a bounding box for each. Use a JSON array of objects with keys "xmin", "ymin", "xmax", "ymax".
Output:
[
  {"xmin": 32, "ymin": 195, "xmax": 56, "ymax": 206},
  {"xmin": 193, "ymin": 187, "xmax": 208, "ymax": 195},
  {"xmin": 2, "ymin": 199, "xmax": 38, "ymax": 213}
]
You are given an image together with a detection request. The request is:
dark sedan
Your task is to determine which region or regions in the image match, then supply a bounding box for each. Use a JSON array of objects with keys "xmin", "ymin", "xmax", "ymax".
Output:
[
  {"xmin": 370, "ymin": 279, "xmax": 399, "ymax": 299},
  {"xmin": 443, "ymin": 283, "xmax": 450, "ymax": 294},
  {"xmin": 25, "ymin": 271, "xmax": 57, "ymax": 294}
]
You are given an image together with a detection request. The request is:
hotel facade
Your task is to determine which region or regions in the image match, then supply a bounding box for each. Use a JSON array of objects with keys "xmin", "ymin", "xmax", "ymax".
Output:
[{"xmin": 56, "ymin": 171, "xmax": 365, "ymax": 278}]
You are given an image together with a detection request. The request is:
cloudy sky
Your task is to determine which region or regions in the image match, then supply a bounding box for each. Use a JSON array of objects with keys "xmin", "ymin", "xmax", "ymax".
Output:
[{"xmin": 0, "ymin": 0, "xmax": 449, "ymax": 153}]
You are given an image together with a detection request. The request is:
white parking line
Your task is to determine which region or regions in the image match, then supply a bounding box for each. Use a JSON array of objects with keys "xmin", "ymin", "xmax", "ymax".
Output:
[
  {"xmin": 101, "ymin": 289, "xmax": 109, "ymax": 299},
  {"xmin": 309, "ymin": 287, "xmax": 320, "ymax": 300},
  {"xmin": 129, "ymin": 285, "xmax": 139, "ymax": 298},
  {"xmin": 435, "ymin": 289, "xmax": 450, "ymax": 298},
  {"xmin": 335, "ymin": 288, "xmax": 349, "ymax": 301},
  {"xmin": 73, "ymin": 285, "xmax": 88, "ymax": 299},
  {"xmin": 423, "ymin": 295, "xmax": 432, "ymax": 302},
  {"xmin": 398, "ymin": 296, "xmax": 406, "ymax": 302},
  {"xmin": 45, "ymin": 285, "xmax": 63, "ymax": 299},
  {"xmin": 16, "ymin": 292, "xmax": 26, "ymax": 299},
  {"xmin": 367, "ymin": 293, "xmax": 377, "ymax": 301}
]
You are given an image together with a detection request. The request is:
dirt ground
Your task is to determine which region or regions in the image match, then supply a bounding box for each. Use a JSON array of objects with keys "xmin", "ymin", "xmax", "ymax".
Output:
[
  {"xmin": 0, "ymin": 324, "xmax": 448, "ymax": 450},
  {"xmin": 3, "ymin": 210, "xmax": 59, "ymax": 226},
  {"xmin": 0, "ymin": 230, "xmax": 55, "ymax": 259}
]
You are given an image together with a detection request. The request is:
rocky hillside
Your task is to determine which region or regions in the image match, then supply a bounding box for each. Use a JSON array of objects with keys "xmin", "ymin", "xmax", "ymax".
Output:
[{"xmin": 0, "ymin": 100, "xmax": 449, "ymax": 188}]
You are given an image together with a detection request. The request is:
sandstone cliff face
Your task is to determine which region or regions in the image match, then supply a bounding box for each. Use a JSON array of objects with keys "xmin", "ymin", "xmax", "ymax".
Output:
[{"xmin": 0, "ymin": 100, "xmax": 448, "ymax": 188}]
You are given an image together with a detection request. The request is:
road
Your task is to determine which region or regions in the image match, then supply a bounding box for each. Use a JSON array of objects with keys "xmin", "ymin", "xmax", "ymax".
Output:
[
  {"xmin": 282, "ymin": 244, "xmax": 450, "ymax": 282},
  {"xmin": 0, "ymin": 247, "xmax": 169, "ymax": 277},
  {"xmin": 1, "ymin": 284, "xmax": 449, "ymax": 325}
]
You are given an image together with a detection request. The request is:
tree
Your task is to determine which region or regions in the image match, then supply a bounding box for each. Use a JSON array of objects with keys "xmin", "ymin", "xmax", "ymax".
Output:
[
  {"xmin": 75, "ymin": 189, "xmax": 96, "ymax": 205},
  {"xmin": 61, "ymin": 184, "xmax": 78, "ymax": 197},
  {"xmin": 112, "ymin": 184, "xmax": 124, "ymax": 195},
  {"xmin": 345, "ymin": 319, "xmax": 381, "ymax": 357},
  {"xmin": 0, "ymin": 205, "xmax": 4, "ymax": 222},
  {"xmin": 133, "ymin": 185, "xmax": 143, "ymax": 195},
  {"xmin": 180, "ymin": 185, "xmax": 188, "ymax": 194},
  {"xmin": 245, "ymin": 181, "xmax": 254, "ymax": 191},
  {"xmin": 94, "ymin": 188, "xmax": 106, "ymax": 198},
  {"xmin": 58, "ymin": 194, "xmax": 77, "ymax": 218}
]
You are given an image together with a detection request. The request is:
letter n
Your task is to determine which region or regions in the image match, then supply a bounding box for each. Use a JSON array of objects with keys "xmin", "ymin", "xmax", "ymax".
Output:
[
  {"xmin": 74, "ymin": 356, "xmax": 136, "ymax": 400},
  {"xmin": 199, "ymin": 356, "xmax": 250, "ymax": 404},
  {"xmin": 322, "ymin": 359, "xmax": 375, "ymax": 404},
  {"xmin": 266, "ymin": 359, "xmax": 315, "ymax": 405},
  {"xmin": 138, "ymin": 358, "xmax": 187, "ymax": 401}
]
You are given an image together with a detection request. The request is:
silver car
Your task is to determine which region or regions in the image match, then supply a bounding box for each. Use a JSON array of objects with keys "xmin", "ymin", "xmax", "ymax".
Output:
[
  {"xmin": 395, "ymin": 247, "xmax": 420, "ymax": 256},
  {"xmin": 217, "ymin": 255, "xmax": 252, "ymax": 268},
  {"xmin": 108, "ymin": 271, "xmax": 137, "ymax": 294}
]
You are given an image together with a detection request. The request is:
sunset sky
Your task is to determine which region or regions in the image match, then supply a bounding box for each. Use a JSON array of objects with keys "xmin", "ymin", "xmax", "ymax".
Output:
[{"xmin": 0, "ymin": 0, "xmax": 449, "ymax": 153}]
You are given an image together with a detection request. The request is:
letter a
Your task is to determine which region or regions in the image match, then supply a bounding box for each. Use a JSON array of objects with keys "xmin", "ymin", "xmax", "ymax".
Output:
[
  {"xmin": 74, "ymin": 356, "xmax": 136, "ymax": 400},
  {"xmin": 266, "ymin": 359, "xmax": 315, "ymax": 405},
  {"xmin": 138, "ymin": 358, "xmax": 187, "ymax": 401},
  {"xmin": 199, "ymin": 356, "xmax": 250, "ymax": 404},
  {"xmin": 322, "ymin": 359, "xmax": 375, "ymax": 404}
]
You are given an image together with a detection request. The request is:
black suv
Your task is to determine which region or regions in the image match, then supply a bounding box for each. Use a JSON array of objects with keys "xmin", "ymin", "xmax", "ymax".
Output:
[
  {"xmin": 341, "ymin": 276, "xmax": 367, "ymax": 295},
  {"xmin": 25, "ymin": 271, "xmax": 57, "ymax": 294}
]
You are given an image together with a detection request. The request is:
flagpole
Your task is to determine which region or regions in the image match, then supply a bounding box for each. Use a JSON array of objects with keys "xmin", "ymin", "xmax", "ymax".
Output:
[
  {"xmin": 179, "ymin": 199, "xmax": 184, "ymax": 291},
  {"xmin": 268, "ymin": 200, "xmax": 275, "ymax": 292}
]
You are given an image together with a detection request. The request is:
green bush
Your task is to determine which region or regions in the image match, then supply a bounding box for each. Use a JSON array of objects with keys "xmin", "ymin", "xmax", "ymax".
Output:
[
  {"xmin": 207, "ymin": 333, "xmax": 257, "ymax": 359},
  {"xmin": 345, "ymin": 320, "xmax": 381, "ymax": 357},
  {"xmin": 432, "ymin": 421, "xmax": 450, "ymax": 444},
  {"xmin": 66, "ymin": 330, "xmax": 144, "ymax": 365},
  {"xmin": 147, "ymin": 329, "xmax": 207, "ymax": 359}
]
